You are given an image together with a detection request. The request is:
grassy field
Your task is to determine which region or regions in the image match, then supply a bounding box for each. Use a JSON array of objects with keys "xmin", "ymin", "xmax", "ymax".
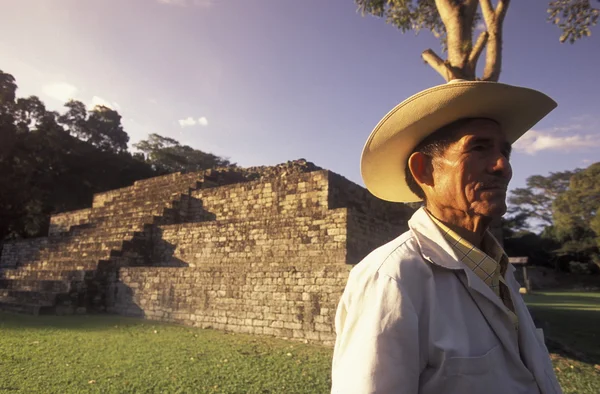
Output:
[
  {"xmin": 0, "ymin": 314, "xmax": 332, "ymax": 393},
  {"xmin": 523, "ymin": 291, "xmax": 600, "ymax": 394},
  {"xmin": 524, "ymin": 291, "xmax": 600, "ymax": 361},
  {"xmin": 0, "ymin": 291, "xmax": 598, "ymax": 393}
]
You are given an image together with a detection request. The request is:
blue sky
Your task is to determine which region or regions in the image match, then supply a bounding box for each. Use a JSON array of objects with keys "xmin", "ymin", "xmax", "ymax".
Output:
[{"xmin": 1, "ymin": 0, "xmax": 599, "ymax": 192}]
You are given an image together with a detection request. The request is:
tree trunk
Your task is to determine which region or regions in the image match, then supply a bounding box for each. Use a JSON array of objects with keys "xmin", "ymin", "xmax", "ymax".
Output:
[{"xmin": 423, "ymin": 0, "xmax": 510, "ymax": 82}]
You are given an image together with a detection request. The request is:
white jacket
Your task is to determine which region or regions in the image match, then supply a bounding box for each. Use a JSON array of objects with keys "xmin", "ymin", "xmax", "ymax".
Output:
[{"xmin": 331, "ymin": 208, "xmax": 562, "ymax": 394}]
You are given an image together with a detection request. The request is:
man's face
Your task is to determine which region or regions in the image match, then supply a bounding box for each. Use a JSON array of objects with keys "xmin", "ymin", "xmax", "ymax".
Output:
[{"xmin": 427, "ymin": 119, "xmax": 512, "ymax": 219}]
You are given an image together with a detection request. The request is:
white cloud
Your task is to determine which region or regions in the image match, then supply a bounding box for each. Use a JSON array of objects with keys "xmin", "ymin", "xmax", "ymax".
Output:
[
  {"xmin": 178, "ymin": 116, "xmax": 208, "ymax": 127},
  {"xmin": 514, "ymin": 129, "xmax": 600, "ymax": 155},
  {"xmin": 475, "ymin": 21, "xmax": 486, "ymax": 32},
  {"xmin": 42, "ymin": 82, "xmax": 78, "ymax": 103},
  {"xmin": 89, "ymin": 96, "xmax": 120, "ymax": 110},
  {"xmin": 179, "ymin": 117, "xmax": 198, "ymax": 127}
]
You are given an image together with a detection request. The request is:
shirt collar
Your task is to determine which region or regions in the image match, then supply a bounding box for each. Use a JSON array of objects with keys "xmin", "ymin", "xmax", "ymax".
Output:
[{"xmin": 408, "ymin": 207, "xmax": 509, "ymax": 272}]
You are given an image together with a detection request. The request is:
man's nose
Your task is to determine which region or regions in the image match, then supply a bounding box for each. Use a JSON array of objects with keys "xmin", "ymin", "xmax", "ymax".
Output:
[{"xmin": 490, "ymin": 153, "xmax": 512, "ymax": 179}]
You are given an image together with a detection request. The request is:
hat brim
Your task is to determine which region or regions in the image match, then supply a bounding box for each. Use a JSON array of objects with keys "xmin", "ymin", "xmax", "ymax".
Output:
[{"xmin": 360, "ymin": 81, "xmax": 557, "ymax": 203}]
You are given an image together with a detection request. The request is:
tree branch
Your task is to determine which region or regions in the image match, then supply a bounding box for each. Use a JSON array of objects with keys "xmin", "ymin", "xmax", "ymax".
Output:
[
  {"xmin": 479, "ymin": 0, "xmax": 495, "ymax": 27},
  {"xmin": 463, "ymin": 0, "xmax": 480, "ymax": 24},
  {"xmin": 422, "ymin": 49, "xmax": 456, "ymax": 82},
  {"xmin": 495, "ymin": 0, "xmax": 510, "ymax": 23},
  {"xmin": 482, "ymin": 0, "xmax": 511, "ymax": 81},
  {"xmin": 468, "ymin": 30, "xmax": 488, "ymax": 71},
  {"xmin": 434, "ymin": 0, "xmax": 458, "ymax": 19}
]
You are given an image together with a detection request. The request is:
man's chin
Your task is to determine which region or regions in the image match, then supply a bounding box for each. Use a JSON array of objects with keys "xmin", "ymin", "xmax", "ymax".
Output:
[{"xmin": 476, "ymin": 201, "xmax": 507, "ymax": 219}]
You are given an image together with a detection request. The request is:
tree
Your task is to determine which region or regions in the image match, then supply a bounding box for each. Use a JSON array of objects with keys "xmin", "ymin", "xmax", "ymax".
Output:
[
  {"xmin": 355, "ymin": 0, "xmax": 599, "ymax": 81},
  {"xmin": 0, "ymin": 71, "xmax": 17, "ymax": 107},
  {"xmin": 134, "ymin": 133, "xmax": 233, "ymax": 173},
  {"xmin": 548, "ymin": 0, "xmax": 600, "ymax": 43},
  {"xmin": 58, "ymin": 101, "xmax": 129, "ymax": 153},
  {"xmin": 0, "ymin": 69, "xmax": 155, "ymax": 241},
  {"xmin": 85, "ymin": 106, "xmax": 129, "ymax": 153},
  {"xmin": 507, "ymin": 170, "xmax": 580, "ymax": 229},
  {"xmin": 553, "ymin": 162, "xmax": 600, "ymax": 258},
  {"xmin": 58, "ymin": 100, "xmax": 88, "ymax": 140}
]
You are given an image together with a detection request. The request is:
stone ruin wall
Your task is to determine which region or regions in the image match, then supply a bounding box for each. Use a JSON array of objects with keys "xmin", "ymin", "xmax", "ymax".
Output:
[
  {"xmin": 48, "ymin": 209, "xmax": 92, "ymax": 236},
  {"xmin": 0, "ymin": 159, "xmax": 505, "ymax": 345},
  {"xmin": 0, "ymin": 238, "xmax": 49, "ymax": 269},
  {"xmin": 108, "ymin": 170, "xmax": 414, "ymax": 345}
]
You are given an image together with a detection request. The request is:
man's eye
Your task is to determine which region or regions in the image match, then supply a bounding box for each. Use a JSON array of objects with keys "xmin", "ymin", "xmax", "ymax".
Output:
[{"xmin": 472, "ymin": 145, "xmax": 486, "ymax": 151}]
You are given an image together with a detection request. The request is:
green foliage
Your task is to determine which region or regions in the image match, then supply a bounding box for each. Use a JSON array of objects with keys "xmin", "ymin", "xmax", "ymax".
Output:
[
  {"xmin": 502, "ymin": 230, "xmax": 559, "ymax": 268},
  {"xmin": 548, "ymin": 0, "xmax": 600, "ymax": 43},
  {"xmin": 134, "ymin": 133, "xmax": 234, "ymax": 173},
  {"xmin": 58, "ymin": 100, "xmax": 129, "ymax": 153},
  {"xmin": 355, "ymin": 0, "xmax": 445, "ymax": 35},
  {"xmin": 0, "ymin": 67, "xmax": 236, "ymax": 241},
  {"xmin": 0, "ymin": 69, "xmax": 155, "ymax": 241},
  {"xmin": 356, "ymin": 0, "xmax": 598, "ymax": 48},
  {"xmin": 355, "ymin": 0, "xmax": 479, "ymax": 51},
  {"xmin": 505, "ymin": 165, "xmax": 600, "ymax": 271},
  {"xmin": 552, "ymin": 162, "xmax": 600, "ymax": 261},
  {"xmin": 508, "ymin": 170, "xmax": 579, "ymax": 228}
]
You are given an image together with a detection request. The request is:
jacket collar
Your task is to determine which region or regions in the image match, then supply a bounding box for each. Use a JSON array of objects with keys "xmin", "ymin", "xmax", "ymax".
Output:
[
  {"xmin": 408, "ymin": 207, "xmax": 516, "ymax": 274},
  {"xmin": 408, "ymin": 207, "xmax": 464, "ymax": 270},
  {"xmin": 409, "ymin": 206, "xmax": 517, "ymax": 315}
]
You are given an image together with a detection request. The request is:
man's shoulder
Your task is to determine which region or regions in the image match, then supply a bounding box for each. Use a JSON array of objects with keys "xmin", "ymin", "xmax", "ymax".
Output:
[{"xmin": 348, "ymin": 228, "xmax": 432, "ymax": 284}]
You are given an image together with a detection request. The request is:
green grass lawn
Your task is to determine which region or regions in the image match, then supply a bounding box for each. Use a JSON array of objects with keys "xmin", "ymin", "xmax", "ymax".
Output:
[
  {"xmin": 0, "ymin": 314, "xmax": 332, "ymax": 393},
  {"xmin": 1, "ymin": 292, "xmax": 599, "ymax": 393},
  {"xmin": 524, "ymin": 291, "xmax": 600, "ymax": 361},
  {"xmin": 523, "ymin": 291, "xmax": 600, "ymax": 394}
]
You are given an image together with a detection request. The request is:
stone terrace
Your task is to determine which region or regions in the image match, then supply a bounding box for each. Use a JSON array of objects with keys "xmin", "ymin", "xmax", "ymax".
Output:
[{"xmin": 0, "ymin": 160, "xmax": 414, "ymax": 345}]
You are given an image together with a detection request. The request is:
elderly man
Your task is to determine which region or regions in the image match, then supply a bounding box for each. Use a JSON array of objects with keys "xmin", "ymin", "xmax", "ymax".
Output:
[{"xmin": 331, "ymin": 80, "xmax": 562, "ymax": 394}]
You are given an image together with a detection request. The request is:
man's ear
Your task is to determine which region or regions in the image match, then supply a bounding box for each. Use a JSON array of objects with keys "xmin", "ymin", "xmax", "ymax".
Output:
[{"xmin": 408, "ymin": 152, "xmax": 433, "ymax": 188}]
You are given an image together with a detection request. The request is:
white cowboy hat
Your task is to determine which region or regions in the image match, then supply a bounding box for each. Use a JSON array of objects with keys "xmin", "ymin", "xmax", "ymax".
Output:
[{"xmin": 360, "ymin": 80, "xmax": 557, "ymax": 203}]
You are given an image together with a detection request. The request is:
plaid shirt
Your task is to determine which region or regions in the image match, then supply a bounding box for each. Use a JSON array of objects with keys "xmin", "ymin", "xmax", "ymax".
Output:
[{"xmin": 427, "ymin": 212, "xmax": 519, "ymax": 329}]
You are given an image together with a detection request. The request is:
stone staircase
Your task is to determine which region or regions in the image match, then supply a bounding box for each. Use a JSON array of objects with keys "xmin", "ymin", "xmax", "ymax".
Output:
[{"xmin": 0, "ymin": 171, "xmax": 207, "ymax": 315}]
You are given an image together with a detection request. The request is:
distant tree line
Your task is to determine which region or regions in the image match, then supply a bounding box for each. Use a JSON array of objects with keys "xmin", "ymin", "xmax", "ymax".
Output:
[
  {"xmin": 503, "ymin": 162, "xmax": 600, "ymax": 274},
  {"xmin": 0, "ymin": 69, "xmax": 233, "ymax": 242}
]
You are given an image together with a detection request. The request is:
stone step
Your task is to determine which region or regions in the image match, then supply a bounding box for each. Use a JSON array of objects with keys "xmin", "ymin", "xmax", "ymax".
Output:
[
  {"xmin": 44, "ymin": 242, "xmax": 124, "ymax": 253},
  {"xmin": 95, "ymin": 196, "xmax": 181, "ymax": 209},
  {"xmin": 0, "ymin": 278, "xmax": 71, "ymax": 293},
  {"xmin": 132, "ymin": 177, "xmax": 202, "ymax": 189},
  {"xmin": 0, "ymin": 269, "xmax": 91, "ymax": 281},
  {"xmin": 34, "ymin": 252, "xmax": 110, "ymax": 262},
  {"xmin": 49, "ymin": 230, "xmax": 137, "ymax": 242},
  {"xmin": 99, "ymin": 190, "xmax": 190, "ymax": 206},
  {"xmin": 90, "ymin": 207, "xmax": 170, "ymax": 218},
  {"xmin": 91, "ymin": 204, "xmax": 169, "ymax": 214},
  {"xmin": 14, "ymin": 251, "xmax": 110, "ymax": 265},
  {"xmin": 0, "ymin": 267, "xmax": 95, "ymax": 281},
  {"xmin": 87, "ymin": 216, "xmax": 157, "ymax": 228},
  {"xmin": 0, "ymin": 300, "xmax": 42, "ymax": 315},
  {"xmin": 0, "ymin": 289, "xmax": 58, "ymax": 306},
  {"xmin": 16, "ymin": 260, "xmax": 101, "ymax": 272}
]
